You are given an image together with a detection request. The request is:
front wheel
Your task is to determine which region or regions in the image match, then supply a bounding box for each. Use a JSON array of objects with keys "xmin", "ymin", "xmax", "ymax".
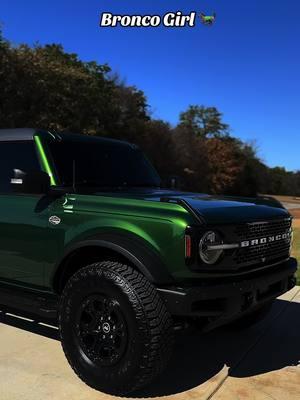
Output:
[{"xmin": 59, "ymin": 261, "xmax": 173, "ymax": 396}]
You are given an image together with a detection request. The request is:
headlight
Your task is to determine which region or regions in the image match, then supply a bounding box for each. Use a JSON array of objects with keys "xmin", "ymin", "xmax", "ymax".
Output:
[{"xmin": 199, "ymin": 231, "xmax": 223, "ymax": 264}]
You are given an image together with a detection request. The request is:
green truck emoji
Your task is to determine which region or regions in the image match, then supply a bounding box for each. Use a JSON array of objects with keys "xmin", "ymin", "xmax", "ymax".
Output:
[{"xmin": 200, "ymin": 12, "xmax": 216, "ymax": 25}]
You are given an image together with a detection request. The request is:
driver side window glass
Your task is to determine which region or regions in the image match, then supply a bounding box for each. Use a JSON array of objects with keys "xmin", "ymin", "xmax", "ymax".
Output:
[{"xmin": 0, "ymin": 141, "xmax": 41, "ymax": 193}]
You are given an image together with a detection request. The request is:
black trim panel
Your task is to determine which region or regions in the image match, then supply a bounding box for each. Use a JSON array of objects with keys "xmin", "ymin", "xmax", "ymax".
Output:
[
  {"xmin": 0, "ymin": 282, "xmax": 58, "ymax": 319},
  {"xmin": 158, "ymin": 257, "xmax": 297, "ymax": 331},
  {"xmin": 52, "ymin": 232, "xmax": 175, "ymax": 290}
]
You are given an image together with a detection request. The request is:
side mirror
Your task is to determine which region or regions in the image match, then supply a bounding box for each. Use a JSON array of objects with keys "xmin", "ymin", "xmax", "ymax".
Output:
[
  {"xmin": 162, "ymin": 175, "xmax": 181, "ymax": 189},
  {"xmin": 169, "ymin": 176, "xmax": 179, "ymax": 189},
  {"xmin": 11, "ymin": 169, "xmax": 51, "ymax": 194}
]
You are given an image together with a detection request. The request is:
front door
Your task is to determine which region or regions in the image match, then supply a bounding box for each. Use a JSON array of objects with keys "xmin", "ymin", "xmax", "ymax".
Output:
[{"xmin": 0, "ymin": 140, "xmax": 49, "ymax": 286}]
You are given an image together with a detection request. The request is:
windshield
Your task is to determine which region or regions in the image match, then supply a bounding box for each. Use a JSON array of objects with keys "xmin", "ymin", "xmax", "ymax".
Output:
[{"xmin": 48, "ymin": 139, "xmax": 161, "ymax": 188}]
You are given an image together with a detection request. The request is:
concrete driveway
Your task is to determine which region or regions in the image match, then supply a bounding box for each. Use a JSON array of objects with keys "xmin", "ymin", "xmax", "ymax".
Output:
[{"xmin": 0, "ymin": 287, "xmax": 299, "ymax": 400}]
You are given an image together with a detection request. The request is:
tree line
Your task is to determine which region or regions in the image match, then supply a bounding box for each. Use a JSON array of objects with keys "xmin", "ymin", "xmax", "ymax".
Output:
[{"xmin": 1, "ymin": 31, "xmax": 299, "ymax": 196}]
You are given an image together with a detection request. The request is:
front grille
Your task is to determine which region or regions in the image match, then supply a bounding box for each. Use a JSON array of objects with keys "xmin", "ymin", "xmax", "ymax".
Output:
[{"xmin": 233, "ymin": 218, "xmax": 292, "ymax": 266}]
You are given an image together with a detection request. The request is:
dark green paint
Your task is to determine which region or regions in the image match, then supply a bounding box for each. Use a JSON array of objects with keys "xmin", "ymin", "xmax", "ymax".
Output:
[{"xmin": 0, "ymin": 132, "xmax": 291, "ymax": 292}]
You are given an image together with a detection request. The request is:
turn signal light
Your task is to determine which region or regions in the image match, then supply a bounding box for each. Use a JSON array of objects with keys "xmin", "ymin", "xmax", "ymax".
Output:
[{"xmin": 185, "ymin": 234, "xmax": 192, "ymax": 258}]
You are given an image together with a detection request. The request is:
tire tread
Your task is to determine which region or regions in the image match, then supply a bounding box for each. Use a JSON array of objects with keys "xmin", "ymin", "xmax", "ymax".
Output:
[{"xmin": 59, "ymin": 261, "xmax": 173, "ymax": 395}]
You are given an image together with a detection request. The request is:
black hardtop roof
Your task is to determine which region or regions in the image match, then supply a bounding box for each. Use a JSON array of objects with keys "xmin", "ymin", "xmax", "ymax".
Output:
[
  {"xmin": 0, "ymin": 128, "xmax": 133, "ymax": 148},
  {"xmin": 54, "ymin": 131, "xmax": 133, "ymax": 148}
]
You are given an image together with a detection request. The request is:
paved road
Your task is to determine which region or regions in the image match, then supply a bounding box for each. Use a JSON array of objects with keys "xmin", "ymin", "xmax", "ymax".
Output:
[
  {"xmin": 0, "ymin": 287, "xmax": 299, "ymax": 400},
  {"xmin": 282, "ymin": 202, "xmax": 300, "ymax": 210}
]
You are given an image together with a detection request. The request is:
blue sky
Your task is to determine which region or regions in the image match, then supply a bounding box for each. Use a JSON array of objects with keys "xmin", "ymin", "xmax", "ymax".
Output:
[{"xmin": 1, "ymin": 0, "xmax": 300, "ymax": 170}]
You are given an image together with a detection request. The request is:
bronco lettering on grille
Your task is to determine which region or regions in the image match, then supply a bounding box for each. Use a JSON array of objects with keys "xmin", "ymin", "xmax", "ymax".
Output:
[{"xmin": 241, "ymin": 232, "xmax": 290, "ymax": 248}]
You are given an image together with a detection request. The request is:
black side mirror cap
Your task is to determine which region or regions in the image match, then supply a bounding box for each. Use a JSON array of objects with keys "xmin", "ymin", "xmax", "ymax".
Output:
[
  {"xmin": 162, "ymin": 175, "xmax": 181, "ymax": 189},
  {"xmin": 11, "ymin": 169, "xmax": 51, "ymax": 194}
]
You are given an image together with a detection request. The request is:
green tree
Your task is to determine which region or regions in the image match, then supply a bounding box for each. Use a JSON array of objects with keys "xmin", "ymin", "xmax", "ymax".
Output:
[
  {"xmin": 178, "ymin": 105, "xmax": 229, "ymax": 138},
  {"xmin": 1, "ymin": 31, "xmax": 300, "ymax": 197},
  {"xmin": 0, "ymin": 38, "xmax": 149, "ymax": 136},
  {"xmin": 228, "ymin": 140, "xmax": 265, "ymax": 196},
  {"xmin": 172, "ymin": 125, "xmax": 210, "ymax": 192},
  {"xmin": 0, "ymin": 28, "xmax": 7, "ymax": 48}
]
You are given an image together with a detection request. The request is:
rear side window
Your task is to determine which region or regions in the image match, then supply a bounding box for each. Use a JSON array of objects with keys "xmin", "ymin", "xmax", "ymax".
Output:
[{"xmin": 0, "ymin": 141, "xmax": 41, "ymax": 193}]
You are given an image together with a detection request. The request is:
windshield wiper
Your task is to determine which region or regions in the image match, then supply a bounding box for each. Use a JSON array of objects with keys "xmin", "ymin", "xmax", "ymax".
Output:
[
  {"xmin": 69, "ymin": 181, "xmax": 159, "ymax": 188},
  {"xmin": 61, "ymin": 180, "xmax": 160, "ymax": 191},
  {"xmin": 120, "ymin": 183, "xmax": 160, "ymax": 188},
  {"xmin": 61, "ymin": 182, "xmax": 124, "ymax": 191}
]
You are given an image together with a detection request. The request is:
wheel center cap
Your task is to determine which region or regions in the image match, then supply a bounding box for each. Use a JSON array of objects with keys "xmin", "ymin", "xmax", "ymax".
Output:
[{"xmin": 102, "ymin": 322, "xmax": 111, "ymax": 334}]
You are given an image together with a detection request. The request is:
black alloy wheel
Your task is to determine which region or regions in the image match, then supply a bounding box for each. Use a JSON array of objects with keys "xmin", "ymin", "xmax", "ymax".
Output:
[{"xmin": 59, "ymin": 261, "xmax": 174, "ymax": 395}]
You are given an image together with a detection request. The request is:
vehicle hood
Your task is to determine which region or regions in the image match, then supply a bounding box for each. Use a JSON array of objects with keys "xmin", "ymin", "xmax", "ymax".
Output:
[
  {"xmin": 174, "ymin": 194, "xmax": 289, "ymax": 224},
  {"xmin": 92, "ymin": 188, "xmax": 290, "ymax": 225}
]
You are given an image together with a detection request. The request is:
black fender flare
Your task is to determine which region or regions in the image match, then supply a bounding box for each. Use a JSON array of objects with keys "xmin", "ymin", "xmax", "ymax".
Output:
[{"xmin": 52, "ymin": 232, "xmax": 175, "ymax": 291}]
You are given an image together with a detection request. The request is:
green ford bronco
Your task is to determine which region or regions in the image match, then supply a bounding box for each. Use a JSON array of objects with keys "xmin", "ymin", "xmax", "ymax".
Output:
[{"xmin": 0, "ymin": 128, "xmax": 297, "ymax": 395}]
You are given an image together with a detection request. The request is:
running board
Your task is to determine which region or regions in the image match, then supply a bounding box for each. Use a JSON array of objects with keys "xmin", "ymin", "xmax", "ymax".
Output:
[{"xmin": 0, "ymin": 282, "xmax": 58, "ymax": 320}]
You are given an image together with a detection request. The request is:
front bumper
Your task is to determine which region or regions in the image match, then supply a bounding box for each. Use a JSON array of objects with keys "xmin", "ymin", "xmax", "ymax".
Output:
[{"xmin": 158, "ymin": 257, "xmax": 298, "ymax": 331}]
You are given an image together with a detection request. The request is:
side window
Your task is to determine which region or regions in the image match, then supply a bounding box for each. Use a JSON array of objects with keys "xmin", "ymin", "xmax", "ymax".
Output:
[{"xmin": 0, "ymin": 141, "xmax": 41, "ymax": 193}]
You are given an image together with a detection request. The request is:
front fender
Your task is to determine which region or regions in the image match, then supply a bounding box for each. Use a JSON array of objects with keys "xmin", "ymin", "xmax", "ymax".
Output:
[{"xmin": 51, "ymin": 231, "xmax": 175, "ymax": 290}]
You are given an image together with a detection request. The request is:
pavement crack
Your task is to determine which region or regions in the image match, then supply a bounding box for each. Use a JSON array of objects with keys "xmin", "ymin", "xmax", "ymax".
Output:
[{"xmin": 205, "ymin": 372, "xmax": 229, "ymax": 400}]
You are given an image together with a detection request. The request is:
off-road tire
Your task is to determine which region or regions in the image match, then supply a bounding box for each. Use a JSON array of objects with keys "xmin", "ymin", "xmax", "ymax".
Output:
[{"xmin": 59, "ymin": 261, "xmax": 174, "ymax": 396}]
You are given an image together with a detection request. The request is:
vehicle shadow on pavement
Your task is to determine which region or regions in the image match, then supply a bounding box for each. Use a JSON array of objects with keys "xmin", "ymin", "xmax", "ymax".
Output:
[
  {"xmin": 134, "ymin": 298, "xmax": 300, "ymax": 397},
  {"xmin": 0, "ymin": 298, "xmax": 299, "ymax": 397}
]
